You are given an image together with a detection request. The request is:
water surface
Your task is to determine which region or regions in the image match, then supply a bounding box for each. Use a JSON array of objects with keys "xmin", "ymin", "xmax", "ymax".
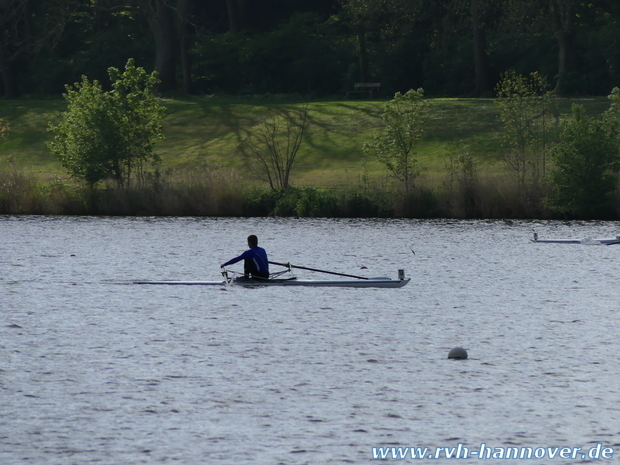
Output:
[{"xmin": 2, "ymin": 216, "xmax": 619, "ymax": 464}]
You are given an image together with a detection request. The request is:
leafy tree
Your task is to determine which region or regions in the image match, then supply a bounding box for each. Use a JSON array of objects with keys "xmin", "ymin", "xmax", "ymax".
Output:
[
  {"xmin": 495, "ymin": 71, "xmax": 557, "ymax": 187},
  {"xmin": 48, "ymin": 58, "xmax": 165, "ymax": 187},
  {"xmin": 443, "ymin": 0, "xmax": 506, "ymax": 96},
  {"xmin": 339, "ymin": 0, "xmax": 382, "ymax": 83},
  {"xmin": 363, "ymin": 88, "xmax": 429, "ymax": 192},
  {"xmin": 545, "ymin": 103, "xmax": 620, "ymax": 218},
  {"xmin": 241, "ymin": 105, "xmax": 309, "ymax": 191}
]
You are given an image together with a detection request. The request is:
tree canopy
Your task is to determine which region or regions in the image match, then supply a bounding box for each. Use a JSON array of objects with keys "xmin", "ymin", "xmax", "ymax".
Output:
[{"xmin": 1, "ymin": 0, "xmax": 620, "ymax": 98}]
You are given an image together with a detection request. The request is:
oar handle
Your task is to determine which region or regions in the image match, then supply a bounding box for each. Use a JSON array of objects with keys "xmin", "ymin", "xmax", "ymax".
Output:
[{"xmin": 269, "ymin": 261, "xmax": 369, "ymax": 280}]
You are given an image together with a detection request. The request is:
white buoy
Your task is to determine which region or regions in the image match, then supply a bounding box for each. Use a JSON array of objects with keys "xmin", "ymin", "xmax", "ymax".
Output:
[{"xmin": 448, "ymin": 347, "xmax": 468, "ymax": 359}]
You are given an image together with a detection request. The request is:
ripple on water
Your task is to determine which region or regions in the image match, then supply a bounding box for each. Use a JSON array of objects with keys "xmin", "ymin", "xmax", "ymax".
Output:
[{"xmin": 1, "ymin": 217, "xmax": 620, "ymax": 464}]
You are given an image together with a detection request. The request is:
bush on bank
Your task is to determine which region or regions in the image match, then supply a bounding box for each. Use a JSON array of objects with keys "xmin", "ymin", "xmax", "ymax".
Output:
[{"xmin": 242, "ymin": 187, "xmax": 393, "ymax": 218}]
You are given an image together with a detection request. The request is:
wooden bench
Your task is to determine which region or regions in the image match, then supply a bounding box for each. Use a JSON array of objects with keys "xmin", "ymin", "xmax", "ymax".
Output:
[{"xmin": 347, "ymin": 82, "xmax": 381, "ymax": 99}]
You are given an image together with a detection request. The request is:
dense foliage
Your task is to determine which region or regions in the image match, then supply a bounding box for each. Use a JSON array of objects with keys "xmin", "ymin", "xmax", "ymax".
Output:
[
  {"xmin": 48, "ymin": 59, "xmax": 165, "ymax": 187},
  {"xmin": 546, "ymin": 103, "xmax": 620, "ymax": 218},
  {"xmin": 2, "ymin": 0, "xmax": 620, "ymax": 99}
]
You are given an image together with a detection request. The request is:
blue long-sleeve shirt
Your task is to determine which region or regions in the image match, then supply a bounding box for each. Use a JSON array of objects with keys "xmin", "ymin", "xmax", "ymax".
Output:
[{"xmin": 223, "ymin": 246, "xmax": 269, "ymax": 275}]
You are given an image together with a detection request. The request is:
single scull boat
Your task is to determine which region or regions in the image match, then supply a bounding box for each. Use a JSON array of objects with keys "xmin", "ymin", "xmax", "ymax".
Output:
[
  {"xmin": 134, "ymin": 276, "xmax": 410, "ymax": 288},
  {"xmin": 134, "ymin": 266, "xmax": 410, "ymax": 288},
  {"xmin": 532, "ymin": 232, "xmax": 620, "ymax": 245}
]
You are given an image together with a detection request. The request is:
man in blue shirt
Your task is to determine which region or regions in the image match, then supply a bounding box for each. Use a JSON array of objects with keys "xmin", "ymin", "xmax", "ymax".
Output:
[{"xmin": 221, "ymin": 235, "xmax": 270, "ymax": 279}]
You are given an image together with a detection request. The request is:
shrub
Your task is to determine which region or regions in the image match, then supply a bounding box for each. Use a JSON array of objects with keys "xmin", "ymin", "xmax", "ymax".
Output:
[
  {"xmin": 294, "ymin": 188, "xmax": 339, "ymax": 217},
  {"xmin": 48, "ymin": 58, "xmax": 165, "ymax": 187},
  {"xmin": 545, "ymin": 104, "xmax": 620, "ymax": 219}
]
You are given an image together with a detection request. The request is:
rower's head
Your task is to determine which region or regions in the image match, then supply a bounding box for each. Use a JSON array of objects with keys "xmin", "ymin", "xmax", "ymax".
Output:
[{"xmin": 247, "ymin": 235, "xmax": 258, "ymax": 248}]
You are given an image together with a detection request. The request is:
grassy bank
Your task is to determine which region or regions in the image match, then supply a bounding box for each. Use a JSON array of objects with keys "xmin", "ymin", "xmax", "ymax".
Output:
[
  {"xmin": 0, "ymin": 95, "xmax": 615, "ymax": 218},
  {"xmin": 0, "ymin": 165, "xmax": 564, "ymax": 218}
]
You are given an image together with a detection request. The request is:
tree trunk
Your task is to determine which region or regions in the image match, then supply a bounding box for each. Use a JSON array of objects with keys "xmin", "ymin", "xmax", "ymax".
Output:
[
  {"xmin": 471, "ymin": 0, "xmax": 489, "ymax": 96},
  {"xmin": 226, "ymin": 0, "xmax": 238, "ymax": 32},
  {"xmin": 0, "ymin": 45, "xmax": 19, "ymax": 98},
  {"xmin": 24, "ymin": 0, "xmax": 34, "ymax": 39},
  {"xmin": 550, "ymin": 0, "xmax": 576, "ymax": 94},
  {"xmin": 148, "ymin": 0, "xmax": 177, "ymax": 92},
  {"xmin": 556, "ymin": 28, "xmax": 575, "ymax": 77},
  {"xmin": 357, "ymin": 23, "xmax": 368, "ymax": 82},
  {"xmin": 176, "ymin": 0, "xmax": 192, "ymax": 93},
  {"xmin": 237, "ymin": 0, "xmax": 247, "ymax": 30}
]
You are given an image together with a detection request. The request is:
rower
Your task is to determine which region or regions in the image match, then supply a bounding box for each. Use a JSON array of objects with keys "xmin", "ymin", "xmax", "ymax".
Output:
[{"xmin": 221, "ymin": 235, "xmax": 269, "ymax": 279}]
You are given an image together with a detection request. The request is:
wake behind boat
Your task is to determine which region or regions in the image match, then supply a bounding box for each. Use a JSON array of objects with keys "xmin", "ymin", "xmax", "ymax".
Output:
[{"xmin": 531, "ymin": 232, "xmax": 620, "ymax": 245}]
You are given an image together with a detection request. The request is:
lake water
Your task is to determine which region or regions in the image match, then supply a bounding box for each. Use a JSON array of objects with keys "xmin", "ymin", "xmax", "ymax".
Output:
[{"xmin": 2, "ymin": 216, "xmax": 620, "ymax": 464}]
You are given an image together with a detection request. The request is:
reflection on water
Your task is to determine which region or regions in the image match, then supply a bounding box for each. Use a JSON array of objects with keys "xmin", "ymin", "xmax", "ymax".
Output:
[{"xmin": 2, "ymin": 216, "xmax": 620, "ymax": 464}]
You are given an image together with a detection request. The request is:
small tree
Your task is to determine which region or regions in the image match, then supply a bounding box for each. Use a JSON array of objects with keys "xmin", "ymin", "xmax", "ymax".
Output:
[
  {"xmin": 545, "ymin": 104, "xmax": 620, "ymax": 218},
  {"xmin": 48, "ymin": 59, "xmax": 165, "ymax": 187},
  {"xmin": 495, "ymin": 71, "xmax": 557, "ymax": 188},
  {"xmin": 241, "ymin": 105, "xmax": 308, "ymax": 191},
  {"xmin": 363, "ymin": 88, "xmax": 429, "ymax": 192}
]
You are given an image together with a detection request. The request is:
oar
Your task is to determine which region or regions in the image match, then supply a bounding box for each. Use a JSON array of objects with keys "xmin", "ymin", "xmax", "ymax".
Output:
[{"xmin": 269, "ymin": 261, "xmax": 369, "ymax": 280}]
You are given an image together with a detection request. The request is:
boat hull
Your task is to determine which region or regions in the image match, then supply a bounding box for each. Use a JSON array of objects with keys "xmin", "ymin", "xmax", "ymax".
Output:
[
  {"xmin": 134, "ymin": 278, "xmax": 410, "ymax": 288},
  {"xmin": 532, "ymin": 234, "xmax": 620, "ymax": 245}
]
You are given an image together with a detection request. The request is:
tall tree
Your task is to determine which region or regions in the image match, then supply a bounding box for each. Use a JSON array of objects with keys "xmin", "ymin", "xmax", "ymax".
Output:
[
  {"xmin": 339, "ymin": 0, "xmax": 375, "ymax": 82},
  {"xmin": 549, "ymin": 0, "xmax": 576, "ymax": 93},
  {"xmin": 176, "ymin": 0, "xmax": 193, "ymax": 93},
  {"xmin": 0, "ymin": 0, "xmax": 78, "ymax": 98},
  {"xmin": 340, "ymin": 0, "xmax": 417, "ymax": 84},
  {"xmin": 144, "ymin": 0, "xmax": 177, "ymax": 91},
  {"xmin": 444, "ymin": 0, "xmax": 505, "ymax": 96},
  {"xmin": 134, "ymin": 0, "xmax": 194, "ymax": 93},
  {"xmin": 470, "ymin": 0, "xmax": 490, "ymax": 96}
]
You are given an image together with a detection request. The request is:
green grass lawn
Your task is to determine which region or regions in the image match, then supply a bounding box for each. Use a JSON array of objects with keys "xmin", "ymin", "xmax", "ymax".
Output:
[{"xmin": 0, "ymin": 95, "xmax": 612, "ymax": 187}]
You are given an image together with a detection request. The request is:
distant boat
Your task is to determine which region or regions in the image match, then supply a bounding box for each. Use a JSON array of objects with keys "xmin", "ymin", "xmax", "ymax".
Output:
[{"xmin": 531, "ymin": 232, "xmax": 620, "ymax": 245}]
